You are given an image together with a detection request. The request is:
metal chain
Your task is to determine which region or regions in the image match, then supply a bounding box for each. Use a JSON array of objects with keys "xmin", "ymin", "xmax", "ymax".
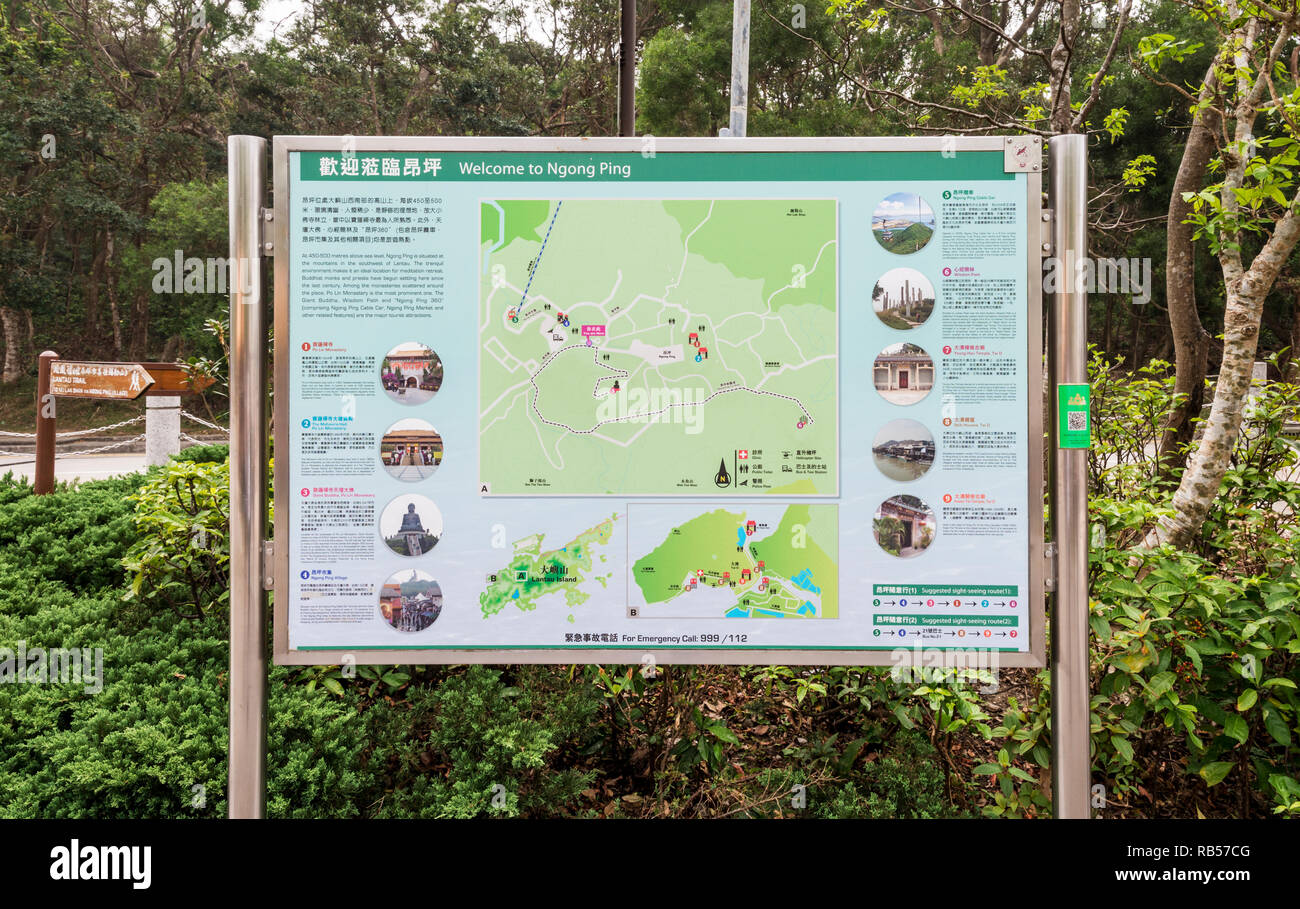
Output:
[
  {"xmin": 0, "ymin": 414, "xmax": 148, "ymax": 439},
  {"xmin": 1, "ymin": 412, "xmax": 230, "ymax": 439},
  {"xmin": 54, "ymin": 434, "xmax": 147, "ymax": 458},
  {"xmin": 58, "ymin": 415, "xmax": 148, "ymax": 437},
  {"xmin": 1, "ymin": 409, "xmax": 222, "ymax": 458},
  {"xmin": 179, "ymin": 431, "xmax": 208, "ymax": 446},
  {"xmin": 181, "ymin": 411, "xmax": 230, "ymax": 434}
]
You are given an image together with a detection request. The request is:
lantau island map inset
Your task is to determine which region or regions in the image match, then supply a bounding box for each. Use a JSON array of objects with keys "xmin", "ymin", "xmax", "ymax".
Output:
[
  {"xmin": 478, "ymin": 198, "xmax": 839, "ymax": 496},
  {"xmin": 629, "ymin": 503, "xmax": 839, "ymax": 620}
]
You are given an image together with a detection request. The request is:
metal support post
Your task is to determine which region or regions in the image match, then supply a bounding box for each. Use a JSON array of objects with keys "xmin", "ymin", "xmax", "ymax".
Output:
[
  {"xmin": 1048, "ymin": 134, "xmax": 1091, "ymax": 819},
  {"xmin": 227, "ymin": 135, "xmax": 269, "ymax": 819}
]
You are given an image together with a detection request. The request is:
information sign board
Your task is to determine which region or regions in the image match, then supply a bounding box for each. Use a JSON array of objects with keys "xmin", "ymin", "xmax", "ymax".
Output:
[{"xmin": 270, "ymin": 137, "xmax": 1046, "ymax": 666}]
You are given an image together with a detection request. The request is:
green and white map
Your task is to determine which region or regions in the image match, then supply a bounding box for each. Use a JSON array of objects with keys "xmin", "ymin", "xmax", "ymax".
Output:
[
  {"xmin": 479, "ymin": 514, "xmax": 619, "ymax": 620},
  {"xmin": 629, "ymin": 504, "xmax": 838, "ymax": 619},
  {"xmin": 479, "ymin": 199, "xmax": 838, "ymax": 495}
]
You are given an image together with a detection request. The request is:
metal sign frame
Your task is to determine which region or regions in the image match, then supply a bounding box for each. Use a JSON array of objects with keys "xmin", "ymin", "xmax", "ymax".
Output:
[{"xmin": 264, "ymin": 135, "xmax": 1048, "ymax": 669}]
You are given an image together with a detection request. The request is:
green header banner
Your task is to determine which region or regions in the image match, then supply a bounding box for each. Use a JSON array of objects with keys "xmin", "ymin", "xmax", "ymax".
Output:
[
  {"xmin": 872, "ymin": 584, "xmax": 1018, "ymax": 597},
  {"xmin": 874, "ymin": 615, "xmax": 1020, "ymax": 627},
  {"xmin": 297, "ymin": 150, "xmax": 1013, "ymax": 183}
]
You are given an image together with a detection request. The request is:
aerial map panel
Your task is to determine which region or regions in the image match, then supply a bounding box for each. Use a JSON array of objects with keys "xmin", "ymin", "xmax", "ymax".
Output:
[{"xmin": 478, "ymin": 199, "xmax": 838, "ymax": 496}]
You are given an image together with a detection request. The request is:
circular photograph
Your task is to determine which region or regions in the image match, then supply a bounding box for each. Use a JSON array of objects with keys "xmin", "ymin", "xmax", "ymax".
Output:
[
  {"xmin": 379, "ymin": 569, "xmax": 443, "ymax": 633},
  {"xmin": 873, "ymin": 494, "xmax": 936, "ymax": 559},
  {"xmin": 872, "ymin": 419, "xmax": 935, "ymax": 481},
  {"xmin": 379, "ymin": 493, "xmax": 443, "ymax": 557},
  {"xmin": 380, "ymin": 418, "xmax": 443, "ymax": 482},
  {"xmin": 380, "ymin": 342, "xmax": 443, "ymax": 405},
  {"xmin": 873, "ymin": 267, "xmax": 935, "ymax": 329},
  {"xmin": 873, "ymin": 342, "xmax": 935, "ymax": 405},
  {"xmin": 871, "ymin": 192, "xmax": 936, "ymax": 254}
]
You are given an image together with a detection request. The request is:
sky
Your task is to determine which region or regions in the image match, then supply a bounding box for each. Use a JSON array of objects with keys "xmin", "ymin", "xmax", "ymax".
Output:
[
  {"xmin": 252, "ymin": 0, "xmax": 301, "ymax": 43},
  {"xmin": 874, "ymin": 266, "xmax": 933, "ymax": 301}
]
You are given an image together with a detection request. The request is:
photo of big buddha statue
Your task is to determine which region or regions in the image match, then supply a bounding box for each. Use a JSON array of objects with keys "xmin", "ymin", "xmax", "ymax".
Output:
[{"xmin": 380, "ymin": 493, "xmax": 443, "ymax": 558}]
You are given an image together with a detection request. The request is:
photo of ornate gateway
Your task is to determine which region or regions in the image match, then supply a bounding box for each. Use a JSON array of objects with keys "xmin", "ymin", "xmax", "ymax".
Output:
[
  {"xmin": 873, "ymin": 342, "xmax": 935, "ymax": 405},
  {"xmin": 873, "ymin": 494, "xmax": 936, "ymax": 559},
  {"xmin": 380, "ymin": 419, "xmax": 443, "ymax": 481},
  {"xmin": 380, "ymin": 341, "xmax": 443, "ymax": 405}
]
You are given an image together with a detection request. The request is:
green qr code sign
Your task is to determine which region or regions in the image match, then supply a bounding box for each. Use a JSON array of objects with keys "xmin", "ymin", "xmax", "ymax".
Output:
[{"xmin": 1058, "ymin": 383, "xmax": 1091, "ymax": 448}]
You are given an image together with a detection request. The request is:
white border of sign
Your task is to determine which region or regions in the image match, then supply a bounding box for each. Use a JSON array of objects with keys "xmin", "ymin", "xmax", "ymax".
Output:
[{"xmin": 268, "ymin": 135, "xmax": 1046, "ymax": 668}]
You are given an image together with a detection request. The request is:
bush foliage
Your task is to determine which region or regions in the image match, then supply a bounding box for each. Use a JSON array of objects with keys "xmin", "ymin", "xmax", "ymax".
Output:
[{"xmin": 2, "ymin": 354, "xmax": 1297, "ymax": 818}]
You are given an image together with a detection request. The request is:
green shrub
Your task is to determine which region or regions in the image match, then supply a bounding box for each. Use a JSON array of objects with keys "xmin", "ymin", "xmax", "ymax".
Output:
[
  {"xmin": 812, "ymin": 738, "xmax": 972, "ymax": 819},
  {"xmin": 0, "ymin": 473, "xmax": 370, "ymax": 819},
  {"xmin": 122, "ymin": 457, "xmax": 230, "ymax": 620},
  {"xmin": 979, "ymin": 352, "xmax": 1300, "ymax": 818},
  {"xmin": 360, "ymin": 666, "xmax": 601, "ymax": 818},
  {"xmin": 4, "ymin": 349, "xmax": 1295, "ymax": 819},
  {"xmin": 0, "ymin": 473, "xmax": 146, "ymax": 603},
  {"xmin": 1080, "ymin": 352, "xmax": 1300, "ymax": 816},
  {"xmin": 173, "ymin": 443, "xmax": 230, "ymax": 463}
]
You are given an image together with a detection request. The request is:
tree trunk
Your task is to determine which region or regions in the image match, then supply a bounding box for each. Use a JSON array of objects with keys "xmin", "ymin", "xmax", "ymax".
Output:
[
  {"xmin": 83, "ymin": 229, "xmax": 108, "ymax": 343},
  {"xmin": 1146, "ymin": 206, "xmax": 1300, "ymax": 550},
  {"xmin": 1287, "ymin": 289, "xmax": 1300, "ymax": 383},
  {"xmin": 1128, "ymin": 302, "xmax": 1142, "ymax": 369},
  {"xmin": 1157, "ymin": 62, "xmax": 1222, "ymax": 473},
  {"xmin": 1146, "ymin": 17, "xmax": 1300, "ymax": 550},
  {"xmin": 129, "ymin": 288, "xmax": 149, "ymax": 359},
  {"xmin": 924, "ymin": 9, "xmax": 946, "ymax": 56},
  {"xmin": 1102, "ymin": 296, "xmax": 1114, "ymax": 355},
  {"xmin": 104, "ymin": 231, "xmax": 123, "ymax": 356},
  {"xmin": 1155, "ymin": 330, "xmax": 1174, "ymax": 364},
  {"xmin": 1048, "ymin": 0, "xmax": 1080, "ymax": 134},
  {"xmin": 1, "ymin": 306, "xmax": 25, "ymax": 384},
  {"xmin": 1146, "ymin": 286, "xmax": 1265, "ymax": 547},
  {"xmin": 22, "ymin": 309, "xmax": 34, "ymax": 366}
]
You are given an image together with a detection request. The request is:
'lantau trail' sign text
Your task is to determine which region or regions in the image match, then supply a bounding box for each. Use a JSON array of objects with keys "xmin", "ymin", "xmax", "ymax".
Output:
[
  {"xmin": 46, "ymin": 361, "xmax": 215, "ymax": 400},
  {"xmin": 269, "ymin": 136, "xmax": 1047, "ymax": 667},
  {"xmin": 48, "ymin": 361, "xmax": 155, "ymax": 400}
]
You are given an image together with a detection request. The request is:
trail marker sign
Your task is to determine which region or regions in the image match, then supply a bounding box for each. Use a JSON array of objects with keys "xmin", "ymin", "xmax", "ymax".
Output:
[{"xmin": 48, "ymin": 361, "xmax": 155, "ymax": 400}]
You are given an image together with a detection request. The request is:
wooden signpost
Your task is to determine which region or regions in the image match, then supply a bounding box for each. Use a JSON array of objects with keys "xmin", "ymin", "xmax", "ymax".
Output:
[
  {"xmin": 138, "ymin": 362, "xmax": 217, "ymax": 396},
  {"xmin": 33, "ymin": 351, "xmax": 216, "ymax": 494},
  {"xmin": 48, "ymin": 361, "xmax": 156, "ymax": 400}
]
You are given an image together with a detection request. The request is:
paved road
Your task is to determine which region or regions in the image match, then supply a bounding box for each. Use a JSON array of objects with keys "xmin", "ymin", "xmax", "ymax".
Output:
[{"xmin": 0, "ymin": 453, "xmax": 148, "ymax": 484}]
